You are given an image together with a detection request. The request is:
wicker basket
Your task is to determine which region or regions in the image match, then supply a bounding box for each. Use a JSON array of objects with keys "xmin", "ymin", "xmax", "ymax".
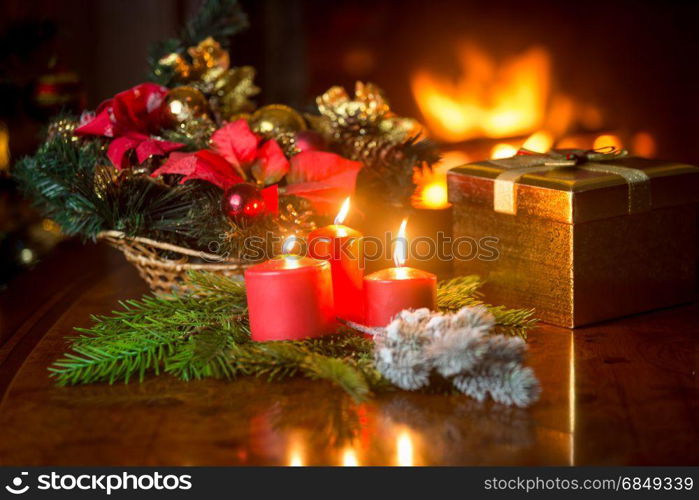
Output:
[{"xmin": 98, "ymin": 230, "xmax": 251, "ymax": 295}]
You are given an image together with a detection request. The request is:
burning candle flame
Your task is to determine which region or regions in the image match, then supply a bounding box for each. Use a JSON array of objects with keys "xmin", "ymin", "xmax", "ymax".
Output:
[
  {"xmin": 393, "ymin": 218, "xmax": 408, "ymax": 268},
  {"xmin": 334, "ymin": 197, "xmax": 351, "ymax": 225}
]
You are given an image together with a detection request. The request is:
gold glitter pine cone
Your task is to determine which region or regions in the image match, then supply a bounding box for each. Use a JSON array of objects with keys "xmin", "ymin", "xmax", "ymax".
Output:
[{"xmin": 316, "ymin": 81, "xmax": 390, "ymax": 132}]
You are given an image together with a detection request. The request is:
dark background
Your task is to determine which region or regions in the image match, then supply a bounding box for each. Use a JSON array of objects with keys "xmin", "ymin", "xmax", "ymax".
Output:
[{"xmin": 2, "ymin": 0, "xmax": 698, "ymax": 159}]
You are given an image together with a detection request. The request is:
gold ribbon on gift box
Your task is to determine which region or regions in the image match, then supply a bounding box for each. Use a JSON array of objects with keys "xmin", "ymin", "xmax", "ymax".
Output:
[{"xmin": 489, "ymin": 148, "xmax": 652, "ymax": 215}]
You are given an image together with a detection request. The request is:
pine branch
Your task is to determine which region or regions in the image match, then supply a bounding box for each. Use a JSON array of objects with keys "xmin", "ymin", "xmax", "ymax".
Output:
[
  {"xmin": 13, "ymin": 134, "xmax": 232, "ymax": 248},
  {"xmin": 488, "ymin": 306, "xmax": 538, "ymax": 338},
  {"xmin": 49, "ymin": 272, "xmax": 375, "ymax": 399},
  {"xmin": 183, "ymin": 0, "xmax": 248, "ymax": 48},
  {"xmin": 14, "ymin": 134, "xmax": 107, "ymax": 237},
  {"xmin": 50, "ymin": 273, "xmax": 248, "ymax": 385},
  {"xmin": 228, "ymin": 342, "xmax": 372, "ymax": 402},
  {"xmin": 165, "ymin": 326, "xmax": 242, "ymax": 381},
  {"xmin": 49, "ymin": 272, "xmax": 536, "ymax": 401},
  {"xmin": 147, "ymin": 0, "xmax": 248, "ymax": 85},
  {"xmin": 437, "ymin": 275, "xmax": 483, "ymax": 310},
  {"xmin": 49, "ymin": 328, "xmax": 184, "ymax": 385},
  {"xmin": 437, "ymin": 276, "xmax": 536, "ymax": 338}
]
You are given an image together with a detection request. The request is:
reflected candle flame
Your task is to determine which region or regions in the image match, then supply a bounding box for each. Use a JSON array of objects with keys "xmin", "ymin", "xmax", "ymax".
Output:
[
  {"xmin": 341, "ymin": 448, "xmax": 359, "ymax": 466},
  {"xmin": 396, "ymin": 430, "xmax": 415, "ymax": 466},
  {"xmin": 334, "ymin": 197, "xmax": 351, "ymax": 225},
  {"xmin": 288, "ymin": 451, "xmax": 304, "ymax": 467},
  {"xmin": 287, "ymin": 433, "xmax": 305, "ymax": 466},
  {"xmin": 393, "ymin": 218, "xmax": 408, "ymax": 268},
  {"xmin": 282, "ymin": 235, "xmax": 300, "ymax": 255}
]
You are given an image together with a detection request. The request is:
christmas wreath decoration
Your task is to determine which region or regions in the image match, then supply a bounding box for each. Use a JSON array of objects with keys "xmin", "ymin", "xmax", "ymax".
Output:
[
  {"xmin": 14, "ymin": 0, "xmax": 438, "ymax": 294},
  {"xmin": 14, "ymin": 0, "xmax": 541, "ymax": 407}
]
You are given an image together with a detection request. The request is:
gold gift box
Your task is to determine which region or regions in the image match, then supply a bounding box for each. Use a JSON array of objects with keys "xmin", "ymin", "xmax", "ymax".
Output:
[{"xmin": 447, "ymin": 154, "xmax": 699, "ymax": 328}]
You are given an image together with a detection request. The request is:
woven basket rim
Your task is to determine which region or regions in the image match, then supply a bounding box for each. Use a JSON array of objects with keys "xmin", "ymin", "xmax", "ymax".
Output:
[{"xmin": 97, "ymin": 230, "xmax": 251, "ymax": 271}]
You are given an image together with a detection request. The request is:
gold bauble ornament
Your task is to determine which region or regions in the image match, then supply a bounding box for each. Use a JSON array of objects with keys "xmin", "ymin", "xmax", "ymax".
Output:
[
  {"xmin": 162, "ymin": 86, "xmax": 210, "ymax": 127},
  {"xmin": 250, "ymin": 104, "xmax": 306, "ymax": 137}
]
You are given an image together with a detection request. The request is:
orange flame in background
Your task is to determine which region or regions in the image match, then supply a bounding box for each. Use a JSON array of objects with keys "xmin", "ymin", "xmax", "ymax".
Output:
[
  {"xmin": 410, "ymin": 43, "xmax": 657, "ymax": 198},
  {"xmin": 593, "ymin": 134, "xmax": 623, "ymax": 151},
  {"xmin": 411, "ymin": 45, "xmax": 556, "ymax": 142}
]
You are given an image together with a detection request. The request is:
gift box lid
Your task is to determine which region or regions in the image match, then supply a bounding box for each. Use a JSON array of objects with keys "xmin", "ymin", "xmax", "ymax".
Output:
[{"xmin": 447, "ymin": 153, "xmax": 699, "ymax": 223}]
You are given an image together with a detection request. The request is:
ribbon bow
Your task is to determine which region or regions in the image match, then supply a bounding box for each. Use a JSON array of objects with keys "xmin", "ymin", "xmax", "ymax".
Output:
[{"xmin": 490, "ymin": 147, "xmax": 651, "ymax": 215}]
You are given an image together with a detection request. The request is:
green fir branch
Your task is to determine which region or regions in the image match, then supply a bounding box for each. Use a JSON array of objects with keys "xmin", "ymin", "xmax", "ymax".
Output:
[
  {"xmin": 183, "ymin": 0, "xmax": 248, "ymax": 48},
  {"xmin": 49, "ymin": 329, "xmax": 184, "ymax": 385},
  {"xmin": 228, "ymin": 342, "xmax": 372, "ymax": 402},
  {"xmin": 147, "ymin": 0, "xmax": 248, "ymax": 85},
  {"xmin": 13, "ymin": 133, "xmax": 231, "ymax": 247},
  {"xmin": 437, "ymin": 275, "xmax": 536, "ymax": 338},
  {"xmin": 437, "ymin": 275, "xmax": 483, "ymax": 310},
  {"xmin": 165, "ymin": 326, "xmax": 241, "ymax": 381},
  {"xmin": 49, "ymin": 272, "xmax": 536, "ymax": 397}
]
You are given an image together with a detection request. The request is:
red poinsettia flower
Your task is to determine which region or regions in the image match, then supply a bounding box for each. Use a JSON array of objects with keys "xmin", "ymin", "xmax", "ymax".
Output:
[
  {"xmin": 75, "ymin": 83, "xmax": 183, "ymax": 169},
  {"xmin": 151, "ymin": 120, "xmax": 289, "ymax": 187},
  {"xmin": 151, "ymin": 120, "xmax": 286, "ymax": 214},
  {"xmin": 285, "ymin": 151, "xmax": 363, "ymax": 215},
  {"xmin": 152, "ymin": 119, "xmax": 363, "ymax": 216}
]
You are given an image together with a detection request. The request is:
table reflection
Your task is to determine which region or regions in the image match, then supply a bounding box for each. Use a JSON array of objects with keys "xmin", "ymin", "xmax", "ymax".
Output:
[
  {"xmin": 395, "ymin": 429, "xmax": 415, "ymax": 466},
  {"xmin": 40, "ymin": 329, "xmax": 579, "ymax": 466}
]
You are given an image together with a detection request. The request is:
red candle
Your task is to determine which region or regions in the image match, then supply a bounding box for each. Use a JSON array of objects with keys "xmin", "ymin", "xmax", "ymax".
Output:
[
  {"xmin": 307, "ymin": 198, "xmax": 364, "ymax": 322},
  {"xmin": 245, "ymin": 237, "xmax": 335, "ymax": 341},
  {"xmin": 363, "ymin": 219, "xmax": 437, "ymax": 326}
]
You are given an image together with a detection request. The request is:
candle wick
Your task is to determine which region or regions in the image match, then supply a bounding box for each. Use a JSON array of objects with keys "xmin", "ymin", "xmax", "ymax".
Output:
[{"xmin": 337, "ymin": 317, "xmax": 385, "ymax": 337}]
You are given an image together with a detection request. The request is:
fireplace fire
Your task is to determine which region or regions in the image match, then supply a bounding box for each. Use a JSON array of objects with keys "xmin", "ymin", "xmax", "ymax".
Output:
[
  {"xmin": 411, "ymin": 45, "xmax": 558, "ymax": 142},
  {"xmin": 409, "ymin": 43, "xmax": 658, "ymax": 202}
]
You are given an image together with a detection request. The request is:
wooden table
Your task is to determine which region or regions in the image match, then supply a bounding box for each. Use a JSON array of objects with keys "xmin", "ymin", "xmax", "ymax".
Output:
[{"xmin": 1, "ymin": 241, "xmax": 698, "ymax": 466}]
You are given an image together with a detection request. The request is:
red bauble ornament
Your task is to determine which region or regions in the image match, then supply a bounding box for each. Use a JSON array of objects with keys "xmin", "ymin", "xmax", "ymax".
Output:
[
  {"xmin": 294, "ymin": 130, "xmax": 326, "ymax": 152},
  {"xmin": 222, "ymin": 183, "xmax": 266, "ymax": 226}
]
